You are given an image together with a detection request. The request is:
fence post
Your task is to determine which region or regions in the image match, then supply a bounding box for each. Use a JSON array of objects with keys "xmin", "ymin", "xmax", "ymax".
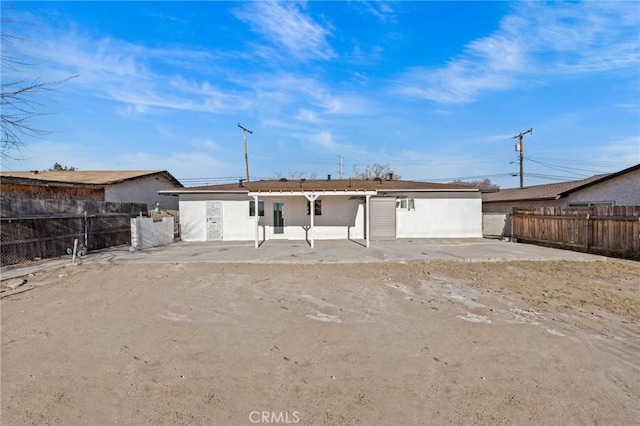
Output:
[
  {"xmin": 84, "ymin": 211, "xmax": 88, "ymax": 249},
  {"xmin": 585, "ymin": 213, "xmax": 590, "ymax": 252}
]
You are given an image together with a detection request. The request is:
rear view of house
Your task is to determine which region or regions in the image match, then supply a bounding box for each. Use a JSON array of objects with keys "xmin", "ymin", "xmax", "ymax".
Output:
[{"xmin": 160, "ymin": 177, "xmax": 482, "ymax": 247}]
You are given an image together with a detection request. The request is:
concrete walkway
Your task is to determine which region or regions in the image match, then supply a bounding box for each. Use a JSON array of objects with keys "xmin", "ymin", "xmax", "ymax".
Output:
[{"xmin": 1, "ymin": 238, "xmax": 604, "ymax": 281}]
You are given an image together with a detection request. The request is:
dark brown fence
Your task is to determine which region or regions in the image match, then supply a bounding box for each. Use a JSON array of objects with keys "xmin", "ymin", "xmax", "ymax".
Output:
[
  {"xmin": 1, "ymin": 199, "xmax": 148, "ymax": 266},
  {"xmin": 512, "ymin": 206, "xmax": 640, "ymax": 259}
]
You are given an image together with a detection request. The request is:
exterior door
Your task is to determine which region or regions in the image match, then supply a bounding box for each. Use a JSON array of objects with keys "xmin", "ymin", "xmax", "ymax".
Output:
[
  {"xmin": 205, "ymin": 201, "xmax": 223, "ymax": 240},
  {"xmin": 369, "ymin": 197, "xmax": 396, "ymax": 240},
  {"xmin": 273, "ymin": 202, "xmax": 284, "ymax": 235}
]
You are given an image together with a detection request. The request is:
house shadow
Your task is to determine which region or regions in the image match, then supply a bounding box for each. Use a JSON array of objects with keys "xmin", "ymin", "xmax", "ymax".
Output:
[{"xmin": 347, "ymin": 226, "xmax": 366, "ymax": 247}]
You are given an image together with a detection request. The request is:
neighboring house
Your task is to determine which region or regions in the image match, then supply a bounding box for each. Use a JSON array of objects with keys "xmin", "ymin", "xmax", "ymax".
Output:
[
  {"xmin": 159, "ymin": 176, "xmax": 482, "ymax": 248},
  {"xmin": 482, "ymin": 163, "xmax": 640, "ymax": 214},
  {"xmin": 0, "ymin": 170, "xmax": 183, "ymax": 210}
]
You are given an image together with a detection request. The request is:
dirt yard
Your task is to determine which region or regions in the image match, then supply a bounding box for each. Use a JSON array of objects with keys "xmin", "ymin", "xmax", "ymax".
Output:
[{"xmin": 2, "ymin": 259, "xmax": 639, "ymax": 425}]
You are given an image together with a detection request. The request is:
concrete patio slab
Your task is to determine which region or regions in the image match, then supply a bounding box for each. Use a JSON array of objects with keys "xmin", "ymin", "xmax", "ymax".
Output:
[{"xmin": 1, "ymin": 238, "xmax": 604, "ymax": 281}]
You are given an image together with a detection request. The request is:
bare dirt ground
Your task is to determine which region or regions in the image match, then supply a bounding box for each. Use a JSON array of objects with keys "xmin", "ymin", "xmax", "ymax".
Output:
[{"xmin": 2, "ymin": 259, "xmax": 639, "ymax": 425}]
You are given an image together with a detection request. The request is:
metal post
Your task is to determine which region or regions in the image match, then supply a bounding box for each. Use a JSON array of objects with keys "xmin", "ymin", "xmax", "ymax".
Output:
[
  {"xmin": 72, "ymin": 239, "xmax": 78, "ymax": 265},
  {"xmin": 365, "ymin": 195, "xmax": 371, "ymax": 248},
  {"xmin": 305, "ymin": 194, "xmax": 318, "ymax": 248},
  {"xmin": 254, "ymin": 195, "xmax": 259, "ymax": 249}
]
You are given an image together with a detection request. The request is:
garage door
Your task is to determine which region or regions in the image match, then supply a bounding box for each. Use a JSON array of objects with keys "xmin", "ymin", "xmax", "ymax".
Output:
[{"xmin": 369, "ymin": 197, "xmax": 396, "ymax": 240}]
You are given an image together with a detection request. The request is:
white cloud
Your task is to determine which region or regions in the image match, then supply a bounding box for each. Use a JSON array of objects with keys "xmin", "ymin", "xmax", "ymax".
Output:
[
  {"xmin": 191, "ymin": 138, "xmax": 220, "ymax": 151},
  {"xmin": 1, "ymin": 140, "xmax": 234, "ymax": 179},
  {"xmin": 115, "ymin": 151, "xmax": 233, "ymax": 179},
  {"xmin": 296, "ymin": 109, "xmax": 323, "ymax": 123},
  {"xmin": 238, "ymin": 72, "xmax": 377, "ymax": 119},
  {"xmin": 352, "ymin": 1, "xmax": 396, "ymax": 24},
  {"xmin": 595, "ymin": 136, "xmax": 640, "ymax": 164},
  {"xmin": 394, "ymin": 2, "xmax": 640, "ymax": 104},
  {"xmin": 234, "ymin": 1, "xmax": 335, "ymax": 61},
  {"xmin": 5, "ymin": 15, "xmax": 251, "ymax": 116}
]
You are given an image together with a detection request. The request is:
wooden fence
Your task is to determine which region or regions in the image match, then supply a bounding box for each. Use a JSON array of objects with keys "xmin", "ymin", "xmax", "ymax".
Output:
[
  {"xmin": 512, "ymin": 206, "xmax": 640, "ymax": 259},
  {"xmin": 1, "ymin": 198, "xmax": 148, "ymax": 266}
]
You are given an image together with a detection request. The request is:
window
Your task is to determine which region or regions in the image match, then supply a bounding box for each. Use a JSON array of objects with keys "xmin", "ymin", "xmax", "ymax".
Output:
[
  {"xmin": 568, "ymin": 201, "xmax": 613, "ymax": 207},
  {"xmin": 249, "ymin": 200, "xmax": 264, "ymax": 216},
  {"xmin": 306, "ymin": 200, "xmax": 322, "ymax": 215},
  {"xmin": 396, "ymin": 198, "xmax": 415, "ymax": 210}
]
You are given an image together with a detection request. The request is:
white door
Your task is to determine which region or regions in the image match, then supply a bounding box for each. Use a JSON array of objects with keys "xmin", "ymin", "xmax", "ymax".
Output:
[
  {"xmin": 205, "ymin": 201, "xmax": 223, "ymax": 240},
  {"xmin": 270, "ymin": 200, "xmax": 287, "ymax": 239}
]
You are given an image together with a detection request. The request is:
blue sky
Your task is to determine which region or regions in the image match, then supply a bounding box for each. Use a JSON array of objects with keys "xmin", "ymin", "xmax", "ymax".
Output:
[{"xmin": 2, "ymin": 1, "xmax": 639, "ymax": 187}]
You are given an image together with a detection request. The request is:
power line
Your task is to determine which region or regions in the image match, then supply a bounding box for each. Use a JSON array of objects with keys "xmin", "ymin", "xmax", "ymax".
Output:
[
  {"xmin": 526, "ymin": 157, "xmax": 612, "ymax": 174},
  {"xmin": 421, "ymin": 172, "xmax": 518, "ymax": 182},
  {"xmin": 525, "ymin": 158, "xmax": 592, "ymax": 178},
  {"xmin": 524, "ymin": 172, "xmax": 584, "ymax": 182}
]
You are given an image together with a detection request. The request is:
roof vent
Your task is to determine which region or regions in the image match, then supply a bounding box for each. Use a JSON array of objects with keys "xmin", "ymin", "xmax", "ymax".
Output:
[
  {"xmin": 374, "ymin": 177, "xmax": 383, "ymax": 183},
  {"xmin": 327, "ymin": 174, "xmax": 331, "ymax": 181},
  {"xmin": 299, "ymin": 178, "xmax": 306, "ymax": 188},
  {"xmin": 387, "ymin": 173, "xmax": 394, "ymax": 181},
  {"xmin": 238, "ymin": 178, "xmax": 245, "ymax": 188}
]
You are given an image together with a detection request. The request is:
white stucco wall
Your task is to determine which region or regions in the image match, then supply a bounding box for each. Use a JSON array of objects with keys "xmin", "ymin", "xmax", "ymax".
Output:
[
  {"xmin": 483, "ymin": 213, "xmax": 511, "ymax": 237},
  {"xmin": 565, "ymin": 168, "xmax": 640, "ymax": 206},
  {"xmin": 179, "ymin": 196, "xmax": 206, "ymax": 241},
  {"xmin": 177, "ymin": 194, "xmax": 363, "ymax": 241},
  {"xmin": 131, "ymin": 217, "xmax": 174, "ymax": 249},
  {"xmin": 178, "ymin": 191, "xmax": 482, "ymax": 242},
  {"xmin": 104, "ymin": 174, "xmax": 180, "ymax": 209},
  {"xmin": 396, "ymin": 192, "xmax": 482, "ymax": 238},
  {"xmin": 221, "ymin": 199, "xmax": 267, "ymax": 240},
  {"xmin": 483, "ymin": 168, "xmax": 640, "ymax": 213}
]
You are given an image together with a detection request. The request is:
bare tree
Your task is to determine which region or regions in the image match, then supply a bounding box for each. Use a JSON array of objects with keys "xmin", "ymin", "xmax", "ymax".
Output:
[
  {"xmin": 450, "ymin": 178, "xmax": 499, "ymax": 189},
  {"xmin": 1, "ymin": 9, "xmax": 77, "ymax": 160},
  {"xmin": 272, "ymin": 171, "xmax": 318, "ymax": 180},
  {"xmin": 352, "ymin": 163, "xmax": 400, "ymax": 180},
  {"xmin": 47, "ymin": 162, "xmax": 76, "ymax": 171}
]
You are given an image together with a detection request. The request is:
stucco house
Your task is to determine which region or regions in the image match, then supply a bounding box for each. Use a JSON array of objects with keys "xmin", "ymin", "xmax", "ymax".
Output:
[
  {"xmin": 0, "ymin": 170, "xmax": 183, "ymax": 210},
  {"xmin": 159, "ymin": 176, "xmax": 482, "ymax": 248},
  {"xmin": 482, "ymin": 163, "xmax": 640, "ymax": 213},
  {"xmin": 481, "ymin": 163, "xmax": 640, "ymax": 237}
]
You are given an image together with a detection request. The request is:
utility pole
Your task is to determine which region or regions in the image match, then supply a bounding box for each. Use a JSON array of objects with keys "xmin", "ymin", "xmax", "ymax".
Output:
[
  {"xmin": 512, "ymin": 128, "xmax": 533, "ymax": 188},
  {"xmin": 238, "ymin": 123, "xmax": 253, "ymax": 182},
  {"xmin": 337, "ymin": 155, "xmax": 344, "ymax": 179}
]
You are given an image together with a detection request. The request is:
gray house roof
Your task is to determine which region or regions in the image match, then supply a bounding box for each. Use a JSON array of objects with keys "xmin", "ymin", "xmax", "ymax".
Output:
[
  {"xmin": 161, "ymin": 178, "xmax": 480, "ymax": 195},
  {"xmin": 483, "ymin": 163, "xmax": 639, "ymax": 203},
  {"xmin": 0, "ymin": 170, "xmax": 184, "ymax": 188}
]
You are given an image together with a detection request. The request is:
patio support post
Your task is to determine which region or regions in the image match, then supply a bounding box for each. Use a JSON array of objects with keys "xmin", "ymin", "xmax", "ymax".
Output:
[
  {"xmin": 365, "ymin": 194, "xmax": 371, "ymax": 248},
  {"xmin": 304, "ymin": 194, "xmax": 319, "ymax": 248},
  {"xmin": 254, "ymin": 195, "xmax": 259, "ymax": 248}
]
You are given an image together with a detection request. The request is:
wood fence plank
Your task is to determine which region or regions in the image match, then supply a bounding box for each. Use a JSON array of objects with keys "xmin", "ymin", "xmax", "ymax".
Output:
[{"xmin": 512, "ymin": 206, "xmax": 639, "ymax": 259}]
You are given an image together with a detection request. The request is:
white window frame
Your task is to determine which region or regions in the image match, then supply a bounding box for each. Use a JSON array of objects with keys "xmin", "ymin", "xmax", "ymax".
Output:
[{"xmin": 396, "ymin": 198, "xmax": 415, "ymax": 211}]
